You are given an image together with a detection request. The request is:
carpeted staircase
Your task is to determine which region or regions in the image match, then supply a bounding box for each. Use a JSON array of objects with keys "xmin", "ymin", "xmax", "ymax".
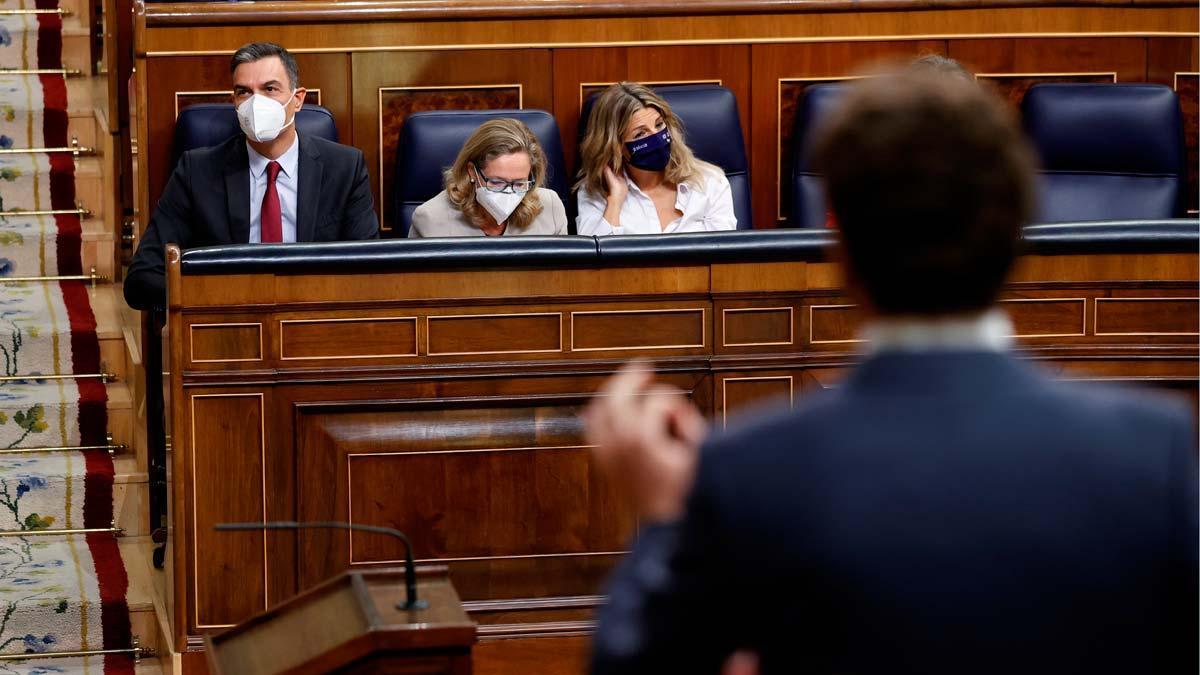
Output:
[{"xmin": 0, "ymin": 0, "xmax": 139, "ymax": 672}]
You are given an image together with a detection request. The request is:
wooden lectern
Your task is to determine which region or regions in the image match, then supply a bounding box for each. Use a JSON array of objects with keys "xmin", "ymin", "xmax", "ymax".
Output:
[{"xmin": 205, "ymin": 567, "xmax": 476, "ymax": 675}]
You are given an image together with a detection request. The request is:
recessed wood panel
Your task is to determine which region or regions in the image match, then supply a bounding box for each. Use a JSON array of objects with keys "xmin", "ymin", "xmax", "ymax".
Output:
[
  {"xmin": 347, "ymin": 446, "xmax": 628, "ymax": 562},
  {"xmin": 427, "ymin": 313, "xmax": 562, "ymax": 356},
  {"xmin": 722, "ymin": 376, "xmax": 793, "ymax": 426},
  {"xmin": 280, "ymin": 317, "xmax": 417, "ymax": 360},
  {"xmin": 189, "ymin": 323, "xmax": 262, "ymax": 363},
  {"xmin": 809, "ymin": 304, "xmax": 865, "ymax": 344},
  {"xmin": 474, "ymin": 635, "xmax": 590, "ymax": 675},
  {"xmin": 571, "ymin": 309, "xmax": 705, "ymax": 351},
  {"xmin": 752, "ymin": 41, "xmax": 945, "ymax": 224},
  {"xmin": 1001, "ymin": 298, "xmax": 1086, "ymax": 337},
  {"xmin": 191, "ymin": 393, "xmax": 266, "ymax": 629},
  {"xmin": 1095, "ymin": 298, "xmax": 1200, "ymax": 335},
  {"xmin": 350, "ymin": 49, "xmax": 553, "ymax": 233},
  {"xmin": 722, "ymin": 307, "xmax": 794, "ymax": 346}
]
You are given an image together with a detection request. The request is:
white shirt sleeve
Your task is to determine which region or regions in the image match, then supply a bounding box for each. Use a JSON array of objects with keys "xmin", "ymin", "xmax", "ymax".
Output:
[
  {"xmin": 701, "ymin": 171, "xmax": 738, "ymax": 231},
  {"xmin": 575, "ymin": 188, "xmax": 622, "ymax": 236}
]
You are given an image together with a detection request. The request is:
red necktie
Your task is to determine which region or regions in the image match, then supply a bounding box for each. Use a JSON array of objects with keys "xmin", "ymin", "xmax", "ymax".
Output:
[{"xmin": 260, "ymin": 160, "xmax": 282, "ymax": 243}]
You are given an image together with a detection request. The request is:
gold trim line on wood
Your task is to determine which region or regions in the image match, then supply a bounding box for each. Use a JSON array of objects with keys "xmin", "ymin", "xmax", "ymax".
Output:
[
  {"xmin": 578, "ymin": 79, "xmax": 722, "ymax": 107},
  {"xmin": 143, "ymin": 31, "xmax": 1200, "ymax": 58},
  {"xmin": 721, "ymin": 375, "xmax": 794, "ymax": 427},
  {"xmin": 174, "ymin": 88, "xmax": 323, "ymax": 118},
  {"xmin": 346, "ymin": 444, "xmax": 594, "ymax": 565},
  {"xmin": 278, "ymin": 316, "xmax": 419, "ymax": 360},
  {"xmin": 569, "ymin": 307, "xmax": 707, "ymax": 352},
  {"xmin": 189, "ymin": 392, "xmax": 268, "ymax": 631},
  {"xmin": 1092, "ymin": 296, "xmax": 1200, "ymax": 336},
  {"xmin": 808, "ymin": 304, "xmax": 866, "ymax": 345},
  {"xmin": 721, "ymin": 306, "xmax": 795, "ymax": 347},
  {"xmin": 377, "ymin": 83, "xmax": 524, "ymax": 232},
  {"xmin": 188, "ymin": 322, "xmax": 264, "ymax": 364},
  {"xmin": 1175, "ymin": 71, "xmax": 1200, "ymax": 91},
  {"xmin": 998, "ymin": 297, "xmax": 1088, "ymax": 338},
  {"xmin": 424, "ymin": 311, "xmax": 563, "ymax": 357}
]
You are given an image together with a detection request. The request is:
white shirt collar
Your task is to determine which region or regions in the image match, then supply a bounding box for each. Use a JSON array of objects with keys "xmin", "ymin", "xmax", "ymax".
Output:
[
  {"xmin": 247, "ymin": 133, "xmax": 299, "ymax": 180},
  {"xmin": 860, "ymin": 308, "xmax": 1013, "ymax": 354}
]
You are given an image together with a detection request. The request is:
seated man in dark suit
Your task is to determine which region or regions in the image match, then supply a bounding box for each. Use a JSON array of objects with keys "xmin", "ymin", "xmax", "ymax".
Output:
[
  {"xmin": 585, "ymin": 68, "xmax": 1197, "ymax": 674},
  {"xmin": 125, "ymin": 42, "xmax": 378, "ymax": 311}
]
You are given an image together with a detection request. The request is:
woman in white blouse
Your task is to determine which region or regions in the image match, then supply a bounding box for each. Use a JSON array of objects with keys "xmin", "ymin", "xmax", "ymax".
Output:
[{"xmin": 575, "ymin": 82, "xmax": 737, "ymax": 235}]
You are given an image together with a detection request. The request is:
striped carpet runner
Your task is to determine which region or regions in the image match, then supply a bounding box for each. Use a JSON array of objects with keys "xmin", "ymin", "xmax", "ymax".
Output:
[{"xmin": 0, "ymin": 0, "xmax": 133, "ymax": 672}]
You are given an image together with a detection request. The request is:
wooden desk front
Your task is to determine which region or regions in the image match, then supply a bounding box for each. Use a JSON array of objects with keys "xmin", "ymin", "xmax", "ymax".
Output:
[{"xmin": 164, "ymin": 243, "xmax": 1198, "ymax": 672}]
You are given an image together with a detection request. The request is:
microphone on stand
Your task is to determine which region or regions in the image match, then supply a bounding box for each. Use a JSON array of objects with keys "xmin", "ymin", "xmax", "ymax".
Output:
[{"xmin": 214, "ymin": 520, "xmax": 428, "ymax": 610}]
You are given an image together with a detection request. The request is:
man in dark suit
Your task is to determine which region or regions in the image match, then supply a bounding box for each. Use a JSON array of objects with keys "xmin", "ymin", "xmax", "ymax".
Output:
[
  {"xmin": 584, "ymin": 68, "xmax": 1197, "ymax": 674},
  {"xmin": 125, "ymin": 42, "xmax": 378, "ymax": 311}
]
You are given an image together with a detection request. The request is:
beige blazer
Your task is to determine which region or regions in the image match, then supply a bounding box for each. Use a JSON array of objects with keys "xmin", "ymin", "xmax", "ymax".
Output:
[{"xmin": 408, "ymin": 188, "xmax": 568, "ymax": 237}]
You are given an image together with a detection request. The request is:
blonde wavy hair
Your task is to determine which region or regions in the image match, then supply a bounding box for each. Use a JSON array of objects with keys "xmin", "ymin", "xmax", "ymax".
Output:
[
  {"xmin": 575, "ymin": 82, "xmax": 711, "ymax": 198},
  {"xmin": 444, "ymin": 118, "xmax": 548, "ymax": 230}
]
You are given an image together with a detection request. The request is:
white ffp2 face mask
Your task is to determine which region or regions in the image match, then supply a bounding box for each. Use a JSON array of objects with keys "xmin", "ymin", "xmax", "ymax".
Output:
[
  {"xmin": 237, "ymin": 92, "xmax": 295, "ymax": 143},
  {"xmin": 475, "ymin": 187, "xmax": 526, "ymax": 226}
]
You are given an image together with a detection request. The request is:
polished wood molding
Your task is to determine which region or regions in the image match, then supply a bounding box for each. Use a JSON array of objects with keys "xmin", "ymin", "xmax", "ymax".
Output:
[{"xmin": 141, "ymin": 0, "xmax": 1197, "ymax": 27}]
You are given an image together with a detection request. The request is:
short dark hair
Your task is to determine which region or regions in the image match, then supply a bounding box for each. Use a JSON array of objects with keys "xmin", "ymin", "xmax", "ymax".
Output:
[
  {"xmin": 811, "ymin": 68, "xmax": 1036, "ymax": 316},
  {"xmin": 230, "ymin": 42, "xmax": 300, "ymax": 90}
]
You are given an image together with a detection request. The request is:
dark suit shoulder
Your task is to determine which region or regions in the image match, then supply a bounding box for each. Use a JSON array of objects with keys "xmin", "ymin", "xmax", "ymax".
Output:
[{"xmin": 304, "ymin": 134, "xmax": 364, "ymax": 162}]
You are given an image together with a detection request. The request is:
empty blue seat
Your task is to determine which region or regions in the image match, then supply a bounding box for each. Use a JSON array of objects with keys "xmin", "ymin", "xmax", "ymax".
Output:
[
  {"xmin": 788, "ymin": 83, "xmax": 845, "ymax": 229},
  {"xmin": 579, "ymin": 84, "xmax": 753, "ymax": 230},
  {"xmin": 391, "ymin": 109, "xmax": 568, "ymax": 238},
  {"xmin": 170, "ymin": 103, "xmax": 338, "ymax": 170},
  {"xmin": 1022, "ymin": 83, "xmax": 1186, "ymax": 223}
]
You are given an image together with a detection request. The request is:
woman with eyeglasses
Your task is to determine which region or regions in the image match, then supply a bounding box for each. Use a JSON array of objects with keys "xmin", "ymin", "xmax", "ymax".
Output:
[
  {"xmin": 409, "ymin": 118, "xmax": 568, "ymax": 237},
  {"xmin": 575, "ymin": 82, "xmax": 736, "ymax": 235}
]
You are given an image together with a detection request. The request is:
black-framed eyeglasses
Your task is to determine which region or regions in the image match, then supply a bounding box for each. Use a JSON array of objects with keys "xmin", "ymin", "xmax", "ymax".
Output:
[{"xmin": 472, "ymin": 162, "xmax": 534, "ymax": 194}]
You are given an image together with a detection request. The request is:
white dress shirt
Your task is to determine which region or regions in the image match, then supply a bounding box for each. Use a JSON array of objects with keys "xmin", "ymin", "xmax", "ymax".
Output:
[
  {"xmin": 575, "ymin": 164, "xmax": 737, "ymax": 235},
  {"xmin": 860, "ymin": 308, "xmax": 1014, "ymax": 354},
  {"xmin": 247, "ymin": 135, "xmax": 299, "ymax": 243}
]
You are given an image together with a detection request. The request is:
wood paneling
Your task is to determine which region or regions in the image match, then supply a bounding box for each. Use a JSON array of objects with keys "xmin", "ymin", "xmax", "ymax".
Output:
[
  {"xmin": 350, "ymin": 50, "xmax": 553, "ymax": 233},
  {"xmin": 189, "ymin": 323, "xmax": 263, "ymax": 363},
  {"xmin": 1094, "ymin": 297, "xmax": 1200, "ymax": 335},
  {"xmin": 190, "ymin": 393, "xmax": 267, "ymax": 628},
  {"xmin": 551, "ymin": 45, "xmax": 750, "ymax": 173},
  {"xmin": 474, "ymin": 636, "xmax": 590, "ymax": 675},
  {"xmin": 427, "ymin": 313, "xmax": 562, "ymax": 356},
  {"xmin": 571, "ymin": 308, "xmax": 706, "ymax": 352},
  {"xmin": 808, "ymin": 302, "xmax": 865, "ymax": 345},
  {"xmin": 1148, "ymin": 38, "xmax": 1200, "ymax": 214},
  {"xmin": 721, "ymin": 373, "xmax": 794, "ymax": 426},
  {"xmin": 1000, "ymin": 298, "xmax": 1086, "ymax": 338},
  {"xmin": 721, "ymin": 305, "xmax": 795, "ymax": 348},
  {"xmin": 751, "ymin": 41, "xmax": 945, "ymax": 224},
  {"xmin": 139, "ymin": 7, "xmax": 1197, "ymax": 54},
  {"xmin": 280, "ymin": 316, "xmax": 418, "ymax": 360}
]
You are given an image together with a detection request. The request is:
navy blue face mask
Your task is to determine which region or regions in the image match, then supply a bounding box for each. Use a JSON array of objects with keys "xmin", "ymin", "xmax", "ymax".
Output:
[{"xmin": 624, "ymin": 129, "xmax": 672, "ymax": 172}]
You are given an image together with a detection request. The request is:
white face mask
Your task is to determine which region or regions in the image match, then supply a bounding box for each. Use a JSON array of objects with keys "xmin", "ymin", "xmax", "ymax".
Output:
[
  {"xmin": 474, "ymin": 187, "xmax": 527, "ymax": 226},
  {"xmin": 236, "ymin": 92, "xmax": 295, "ymax": 143}
]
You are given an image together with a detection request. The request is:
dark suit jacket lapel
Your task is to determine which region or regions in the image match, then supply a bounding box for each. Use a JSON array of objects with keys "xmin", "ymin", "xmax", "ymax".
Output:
[
  {"xmin": 296, "ymin": 131, "xmax": 323, "ymax": 243},
  {"xmin": 224, "ymin": 139, "xmax": 252, "ymax": 243}
]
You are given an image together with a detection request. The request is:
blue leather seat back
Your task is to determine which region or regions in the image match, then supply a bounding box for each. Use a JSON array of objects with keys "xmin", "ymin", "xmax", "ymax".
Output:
[
  {"xmin": 578, "ymin": 84, "xmax": 753, "ymax": 230},
  {"xmin": 391, "ymin": 109, "xmax": 568, "ymax": 238},
  {"xmin": 1022, "ymin": 83, "xmax": 1186, "ymax": 223},
  {"xmin": 170, "ymin": 103, "xmax": 338, "ymax": 170},
  {"xmin": 788, "ymin": 83, "xmax": 846, "ymax": 229}
]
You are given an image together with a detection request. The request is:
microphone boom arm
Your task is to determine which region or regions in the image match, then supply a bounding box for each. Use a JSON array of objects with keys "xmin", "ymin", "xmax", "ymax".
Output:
[{"xmin": 214, "ymin": 520, "xmax": 426, "ymax": 610}]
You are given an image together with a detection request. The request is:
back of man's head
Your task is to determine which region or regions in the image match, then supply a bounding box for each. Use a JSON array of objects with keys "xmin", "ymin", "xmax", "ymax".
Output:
[{"xmin": 812, "ymin": 69, "xmax": 1036, "ymax": 316}]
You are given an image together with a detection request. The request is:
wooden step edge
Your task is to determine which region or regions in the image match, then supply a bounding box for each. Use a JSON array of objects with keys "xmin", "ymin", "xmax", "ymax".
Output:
[
  {"xmin": 113, "ymin": 453, "xmax": 147, "ymax": 485},
  {"xmin": 119, "ymin": 536, "xmax": 156, "ymax": 613},
  {"xmin": 81, "ymin": 218, "xmax": 112, "ymax": 241}
]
